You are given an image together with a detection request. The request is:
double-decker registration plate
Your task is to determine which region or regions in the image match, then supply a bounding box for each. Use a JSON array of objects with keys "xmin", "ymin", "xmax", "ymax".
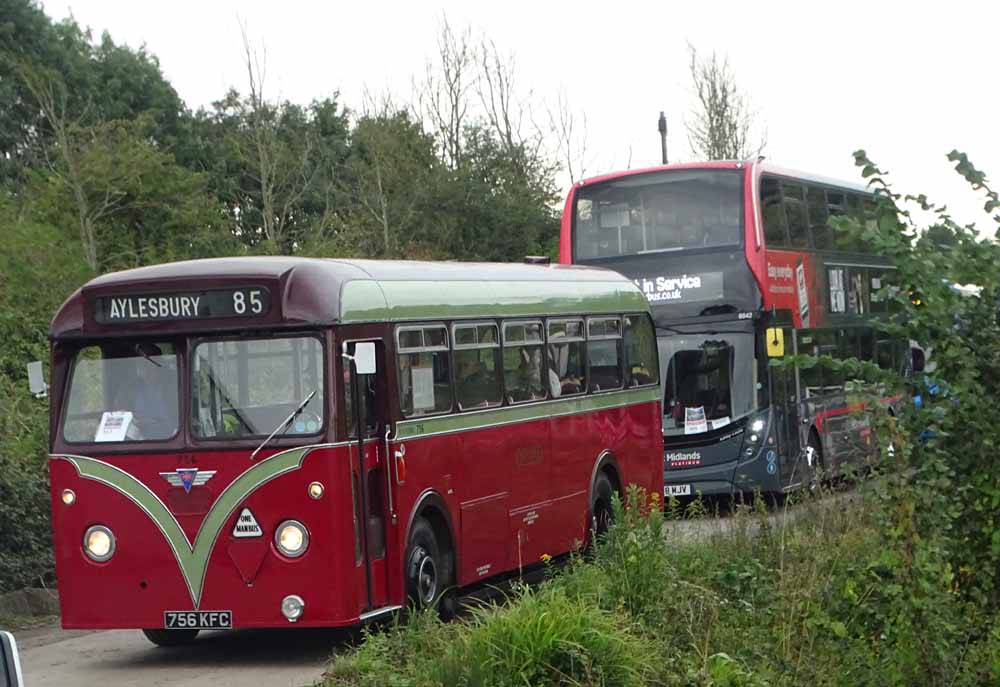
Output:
[{"xmin": 164, "ymin": 610, "xmax": 233, "ymax": 629}]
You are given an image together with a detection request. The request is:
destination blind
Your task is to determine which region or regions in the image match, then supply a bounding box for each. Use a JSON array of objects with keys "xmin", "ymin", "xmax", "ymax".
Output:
[{"xmin": 95, "ymin": 288, "xmax": 272, "ymax": 323}]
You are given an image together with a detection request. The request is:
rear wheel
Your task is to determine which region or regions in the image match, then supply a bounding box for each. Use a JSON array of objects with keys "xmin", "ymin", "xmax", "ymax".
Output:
[
  {"xmin": 590, "ymin": 472, "xmax": 615, "ymax": 539},
  {"xmin": 141, "ymin": 628, "xmax": 199, "ymax": 647},
  {"xmin": 405, "ymin": 516, "xmax": 455, "ymax": 618}
]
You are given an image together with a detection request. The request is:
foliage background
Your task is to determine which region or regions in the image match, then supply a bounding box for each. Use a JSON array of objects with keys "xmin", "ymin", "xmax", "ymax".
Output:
[{"xmin": 0, "ymin": 0, "xmax": 560, "ymax": 591}]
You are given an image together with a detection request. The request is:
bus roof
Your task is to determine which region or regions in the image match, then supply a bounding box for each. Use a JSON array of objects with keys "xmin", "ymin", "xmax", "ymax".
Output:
[
  {"xmin": 575, "ymin": 160, "xmax": 872, "ymax": 195},
  {"xmin": 51, "ymin": 257, "xmax": 649, "ymax": 340}
]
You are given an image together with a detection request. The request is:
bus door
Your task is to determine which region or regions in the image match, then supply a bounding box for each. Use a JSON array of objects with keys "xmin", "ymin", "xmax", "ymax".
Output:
[
  {"xmin": 768, "ymin": 325, "xmax": 803, "ymax": 488},
  {"xmin": 344, "ymin": 340, "xmax": 393, "ymax": 612}
]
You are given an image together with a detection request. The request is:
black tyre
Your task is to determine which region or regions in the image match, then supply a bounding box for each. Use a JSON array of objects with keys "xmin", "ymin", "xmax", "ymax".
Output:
[
  {"xmin": 591, "ymin": 471, "xmax": 615, "ymax": 538},
  {"xmin": 141, "ymin": 628, "xmax": 199, "ymax": 647},
  {"xmin": 405, "ymin": 516, "xmax": 455, "ymax": 618},
  {"xmin": 805, "ymin": 432, "xmax": 824, "ymax": 496}
]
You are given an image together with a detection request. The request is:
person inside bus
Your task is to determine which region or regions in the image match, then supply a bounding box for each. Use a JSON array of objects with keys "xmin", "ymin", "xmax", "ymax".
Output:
[
  {"xmin": 547, "ymin": 342, "xmax": 583, "ymax": 397},
  {"xmin": 112, "ymin": 343, "xmax": 178, "ymax": 440}
]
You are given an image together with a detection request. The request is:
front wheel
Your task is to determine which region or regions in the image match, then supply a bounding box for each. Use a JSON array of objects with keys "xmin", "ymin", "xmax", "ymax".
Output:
[
  {"xmin": 142, "ymin": 628, "xmax": 199, "ymax": 647},
  {"xmin": 405, "ymin": 516, "xmax": 455, "ymax": 618},
  {"xmin": 804, "ymin": 433, "xmax": 824, "ymax": 496}
]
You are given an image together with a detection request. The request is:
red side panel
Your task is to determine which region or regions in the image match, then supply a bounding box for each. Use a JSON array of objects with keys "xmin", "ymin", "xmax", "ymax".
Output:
[
  {"xmin": 559, "ymin": 186, "xmax": 577, "ymax": 264},
  {"xmin": 744, "ymin": 165, "xmax": 769, "ymax": 299},
  {"xmin": 763, "ymin": 250, "xmax": 825, "ymax": 328}
]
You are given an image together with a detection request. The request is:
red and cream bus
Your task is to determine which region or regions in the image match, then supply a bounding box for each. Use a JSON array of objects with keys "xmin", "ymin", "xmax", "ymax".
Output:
[
  {"xmin": 560, "ymin": 161, "xmax": 914, "ymax": 498},
  {"xmin": 46, "ymin": 257, "xmax": 661, "ymax": 644}
]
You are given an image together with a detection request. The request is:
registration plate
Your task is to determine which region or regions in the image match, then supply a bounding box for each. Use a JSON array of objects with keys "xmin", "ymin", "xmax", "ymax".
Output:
[
  {"xmin": 665, "ymin": 484, "xmax": 692, "ymax": 497},
  {"xmin": 164, "ymin": 610, "xmax": 233, "ymax": 630}
]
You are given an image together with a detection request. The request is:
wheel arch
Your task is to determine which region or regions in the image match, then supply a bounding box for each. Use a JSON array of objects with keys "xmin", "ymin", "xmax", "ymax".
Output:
[
  {"xmin": 587, "ymin": 449, "xmax": 622, "ymax": 511},
  {"xmin": 404, "ymin": 489, "xmax": 457, "ymax": 579}
]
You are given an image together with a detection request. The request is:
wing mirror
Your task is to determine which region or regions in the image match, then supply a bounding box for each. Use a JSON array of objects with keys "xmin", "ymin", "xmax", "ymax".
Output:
[
  {"xmin": 0, "ymin": 631, "xmax": 24, "ymax": 687},
  {"xmin": 27, "ymin": 360, "xmax": 49, "ymax": 398},
  {"xmin": 343, "ymin": 342, "xmax": 377, "ymax": 375}
]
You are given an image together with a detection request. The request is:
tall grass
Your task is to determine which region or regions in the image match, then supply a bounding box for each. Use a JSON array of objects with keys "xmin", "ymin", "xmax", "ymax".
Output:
[{"xmin": 324, "ymin": 482, "xmax": 999, "ymax": 687}]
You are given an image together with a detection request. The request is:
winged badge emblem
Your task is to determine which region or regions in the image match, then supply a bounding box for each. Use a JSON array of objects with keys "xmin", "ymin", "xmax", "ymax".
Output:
[{"xmin": 160, "ymin": 468, "xmax": 217, "ymax": 494}]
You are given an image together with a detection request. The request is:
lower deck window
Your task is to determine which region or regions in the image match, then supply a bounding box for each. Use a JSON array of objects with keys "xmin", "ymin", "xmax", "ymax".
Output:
[{"xmin": 397, "ymin": 325, "xmax": 453, "ymax": 417}]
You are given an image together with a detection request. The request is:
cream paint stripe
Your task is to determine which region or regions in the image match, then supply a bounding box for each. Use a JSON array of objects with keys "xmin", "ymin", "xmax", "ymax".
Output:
[
  {"xmin": 51, "ymin": 444, "xmax": 336, "ymax": 608},
  {"xmin": 394, "ymin": 385, "xmax": 661, "ymax": 441}
]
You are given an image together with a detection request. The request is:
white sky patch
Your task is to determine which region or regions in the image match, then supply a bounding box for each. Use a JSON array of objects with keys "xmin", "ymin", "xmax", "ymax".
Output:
[{"xmin": 42, "ymin": 0, "xmax": 1000, "ymax": 233}]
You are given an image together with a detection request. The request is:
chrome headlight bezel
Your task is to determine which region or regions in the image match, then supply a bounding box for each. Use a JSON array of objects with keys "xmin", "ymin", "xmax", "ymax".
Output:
[
  {"xmin": 83, "ymin": 525, "xmax": 116, "ymax": 562},
  {"xmin": 274, "ymin": 520, "xmax": 309, "ymax": 558}
]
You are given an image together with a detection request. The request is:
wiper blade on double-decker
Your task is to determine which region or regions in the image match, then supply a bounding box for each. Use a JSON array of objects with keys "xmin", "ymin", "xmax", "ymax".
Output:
[{"xmin": 249, "ymin": 390, "xmax": 316, "ymax": 462}]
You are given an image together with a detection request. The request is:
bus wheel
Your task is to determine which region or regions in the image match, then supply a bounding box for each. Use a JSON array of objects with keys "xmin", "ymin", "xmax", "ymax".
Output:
[
  {"xmin": 405, "ymin": 516, "xmax": 455, "ymax": 618},
  {"xmin": 141, "ymin": 628, "xmax": 199, "ymax": 647},
  {"xmin": 805, "ymin": 433, "xmax": 824, "ymax": 496},
  {"xmin": 591, "ymin": 472, "xmax": 615, "ymax": 537}
]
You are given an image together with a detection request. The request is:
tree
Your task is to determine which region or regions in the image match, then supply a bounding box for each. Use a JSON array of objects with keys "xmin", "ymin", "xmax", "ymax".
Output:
[
  {"xmin": 685, "ymin": 44, "xmax": 765, "ymax": 161},
  {"xmin": 337, "ymin": 109, "xmax": 442, "ymax": 258},
  {"xmin": 415, "ymin": 16, "xmax": 475, "ymax": 170}
]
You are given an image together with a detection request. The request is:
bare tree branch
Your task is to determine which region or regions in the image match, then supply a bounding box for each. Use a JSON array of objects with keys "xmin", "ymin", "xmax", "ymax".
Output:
[{"xmin": 685, "ymin": 44, "xmax": 766, "ymax": 161}]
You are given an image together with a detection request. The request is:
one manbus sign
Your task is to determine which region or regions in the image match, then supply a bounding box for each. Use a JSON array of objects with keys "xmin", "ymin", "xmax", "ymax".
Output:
[{"xmin": 94, "ymin": 287, "xmax": 272, "ymax": 324}]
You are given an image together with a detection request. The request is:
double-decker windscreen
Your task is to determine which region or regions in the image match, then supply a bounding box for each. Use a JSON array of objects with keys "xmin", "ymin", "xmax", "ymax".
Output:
[
  {"xmin": 573, "ymin": 170, "xmax": 743, "ymax": 261},
  {"xmin": 660, "ymin": 331, "xmax": 754, "ymax": 435}
]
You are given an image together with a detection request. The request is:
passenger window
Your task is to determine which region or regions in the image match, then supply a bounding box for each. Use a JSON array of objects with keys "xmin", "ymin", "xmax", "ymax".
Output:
[
  {"xmin": 782, "ymin": 182, "xmax": 810, "ymax": 248},
  {"xmin": 453, "ymin": 323, "xmax": 502, "ymax": 410},
  {"xmin": 502, "ymin": 321, "xmax": 546, "ymax": 404},
  {"xmin": 623, "ymin": 314, "xmax": 658, "ymax": 387},
  {"xmin": 809, "ymin": 186, "xmax": 832, "ymax": 250},
  {"xmin": 396, "ymin": 325, "xmax": 453, "ymax": 417},
  {"xmin": 587, "ymin": 317, "xmax": 623, "ymax": 392},
  {"xmin": 798, "ymin": 329, "xmax": 843, "ymax": 396},
  {"xmin": 547, "ymin": 319, "xmax": 586, "ymax": 397},
  {"xmin": 760, "ymin": 176, "xmax": 787, "ymax": 247}
]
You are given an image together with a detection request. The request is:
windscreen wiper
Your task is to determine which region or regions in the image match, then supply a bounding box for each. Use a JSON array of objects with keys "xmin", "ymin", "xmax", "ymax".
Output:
[{"xmin": 249, "ymin": 391, "xmax": 316, "ymax": 461}]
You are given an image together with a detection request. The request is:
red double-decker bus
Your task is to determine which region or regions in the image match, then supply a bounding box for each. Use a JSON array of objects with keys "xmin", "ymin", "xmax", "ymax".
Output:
[
  {"xmin": 561, "ymin": 161, "xmax": 913, "ymax": 498},
  {"xmin": 46, "ymin": 258, "xmax": 661, "ymax": 644}
]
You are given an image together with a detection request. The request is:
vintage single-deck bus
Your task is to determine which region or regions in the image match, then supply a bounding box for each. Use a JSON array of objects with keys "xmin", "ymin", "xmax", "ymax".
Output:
[
  {"xmin": 561, "ymin": 161, "xmax": 914, "ymax": 498},
  {"xmin": 46, "ymin": 258, "xmax": 661, "ymax": 645}
]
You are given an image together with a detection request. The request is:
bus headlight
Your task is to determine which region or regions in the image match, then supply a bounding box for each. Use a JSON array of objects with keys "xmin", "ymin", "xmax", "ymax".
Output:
[
  {"xmin": 740, "ymin": 410, "xmax": 770, "ymax": 460},
  {"xmin": 83, "ymin": 525, "xmax": 115, "ymax": 562},
  {"xmin": 275, "ymin": 520, "xmax": 309, "ymax": 558}
]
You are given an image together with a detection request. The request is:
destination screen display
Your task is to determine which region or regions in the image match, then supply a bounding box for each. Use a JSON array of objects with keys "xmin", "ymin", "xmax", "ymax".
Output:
[{"xmin": 94, "ymin": 288, "xmax": 272, "ymax": 323}]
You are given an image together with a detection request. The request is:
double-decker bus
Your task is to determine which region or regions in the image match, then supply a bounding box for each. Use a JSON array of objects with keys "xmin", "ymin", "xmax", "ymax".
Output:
[
  {"xmin": 46, "ymin": 257, "xmax": 661, "ymax": 644},
  {"xmin": 561, "ymin": 161, "xmax": 913, "ymax": 498}
]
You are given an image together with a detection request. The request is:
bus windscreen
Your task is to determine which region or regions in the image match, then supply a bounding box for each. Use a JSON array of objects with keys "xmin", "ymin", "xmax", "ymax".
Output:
[
  {"xmin": 660, "ymin": 331, "xmax": 754, "ymax": 435},
  {"xmin": 573, "ymin": 170, "xmax": 743, "ymax": 261}
]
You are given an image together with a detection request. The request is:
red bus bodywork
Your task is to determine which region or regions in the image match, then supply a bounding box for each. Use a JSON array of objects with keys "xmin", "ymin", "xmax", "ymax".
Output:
[
  {"xmin": 49, "ymin": 258, "xmax": 662, "ymax": 630},
  {"xmin": 559, "ymin": 162, "xmax": 897, "ymax": 496}
]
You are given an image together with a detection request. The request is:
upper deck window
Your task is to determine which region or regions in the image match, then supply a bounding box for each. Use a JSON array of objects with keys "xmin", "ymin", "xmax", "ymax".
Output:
[
  {"xmin": 573, "ymin": 170, "xmax": 743, "ymax": 261},
  {"xmin": 191, "ymin": 336, "xmax": 324, "ymax": 439},
  {"xmin": 62, "ymin": 342, "xmax": 179, "ymax": 443}
]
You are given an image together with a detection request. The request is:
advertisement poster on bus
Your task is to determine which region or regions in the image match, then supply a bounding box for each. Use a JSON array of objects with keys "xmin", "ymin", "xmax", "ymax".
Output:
[{"xmin": 764, "ymin": 251, "xmax": 823, "ymax": 327}]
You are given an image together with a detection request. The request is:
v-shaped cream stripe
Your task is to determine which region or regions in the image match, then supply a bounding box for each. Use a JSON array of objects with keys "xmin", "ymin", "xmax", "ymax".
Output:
[{"xmin": 53, "ymin": 445, "xmax": 321, "ymax": 608}]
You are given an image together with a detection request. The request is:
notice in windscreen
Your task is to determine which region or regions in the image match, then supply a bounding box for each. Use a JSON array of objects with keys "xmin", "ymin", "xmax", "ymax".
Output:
[{"xmin": 633, "ymin": 272, "xmax": 724, "ymax": 304}]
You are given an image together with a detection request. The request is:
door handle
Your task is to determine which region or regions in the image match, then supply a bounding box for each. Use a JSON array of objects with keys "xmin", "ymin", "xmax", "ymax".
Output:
[
  {"xmin": 383, "ymin": 426, "xmax": 396, "ymax": 524},
  {"xmin": 393, "ymin": 444, "xmax": 407, "ymax": 485}
]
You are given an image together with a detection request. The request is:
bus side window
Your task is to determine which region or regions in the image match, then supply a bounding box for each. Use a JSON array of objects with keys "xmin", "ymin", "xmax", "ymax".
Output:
[
  {"xmin": 809, "ymin": 186, "xmax": 833, "ymax": 250},
  {"xmin": 453, "ymin": 323, "xmax": 502, "ymax": 411},
  {"xmin": 796, "ymin": 330, "xmax": 822, "ymax": 397},
  {"xmin": 760, "ymin": 177, "xmax": 787, "ymax": 247},
  {"xmin": 502, "ymin": 321, "xmax": 546, "ymax": 403},
  {"xmin": 587, "ymin": 317, "xmax": 623, "ymax": 392},
  {"xmin": 782, "ymin": 182, "xmax": 810, "ymax": 248},
  {"xmin": 546, "ymin": 319, "xmax": 586, "ymax": 397},
  {"xmin": 623, "ymin": 314, "xmax": 659, "ymax": 387},
  {"xmin": 396, "ymin": 325, "xmax": 453, "ymax": 417},
  {"xmin": 344, "ymin": 345, "xmax": 378, "ymax": 439}
]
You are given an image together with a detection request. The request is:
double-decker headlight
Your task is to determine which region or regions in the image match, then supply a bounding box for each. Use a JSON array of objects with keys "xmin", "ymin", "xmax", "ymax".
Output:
[
  {"xmin": 275, "ymin": 520, "xmax": 309, "ymax": 558},
  {"xmin": 83, "ymin": 525, "xmax": 115, "ymax": 562}
]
